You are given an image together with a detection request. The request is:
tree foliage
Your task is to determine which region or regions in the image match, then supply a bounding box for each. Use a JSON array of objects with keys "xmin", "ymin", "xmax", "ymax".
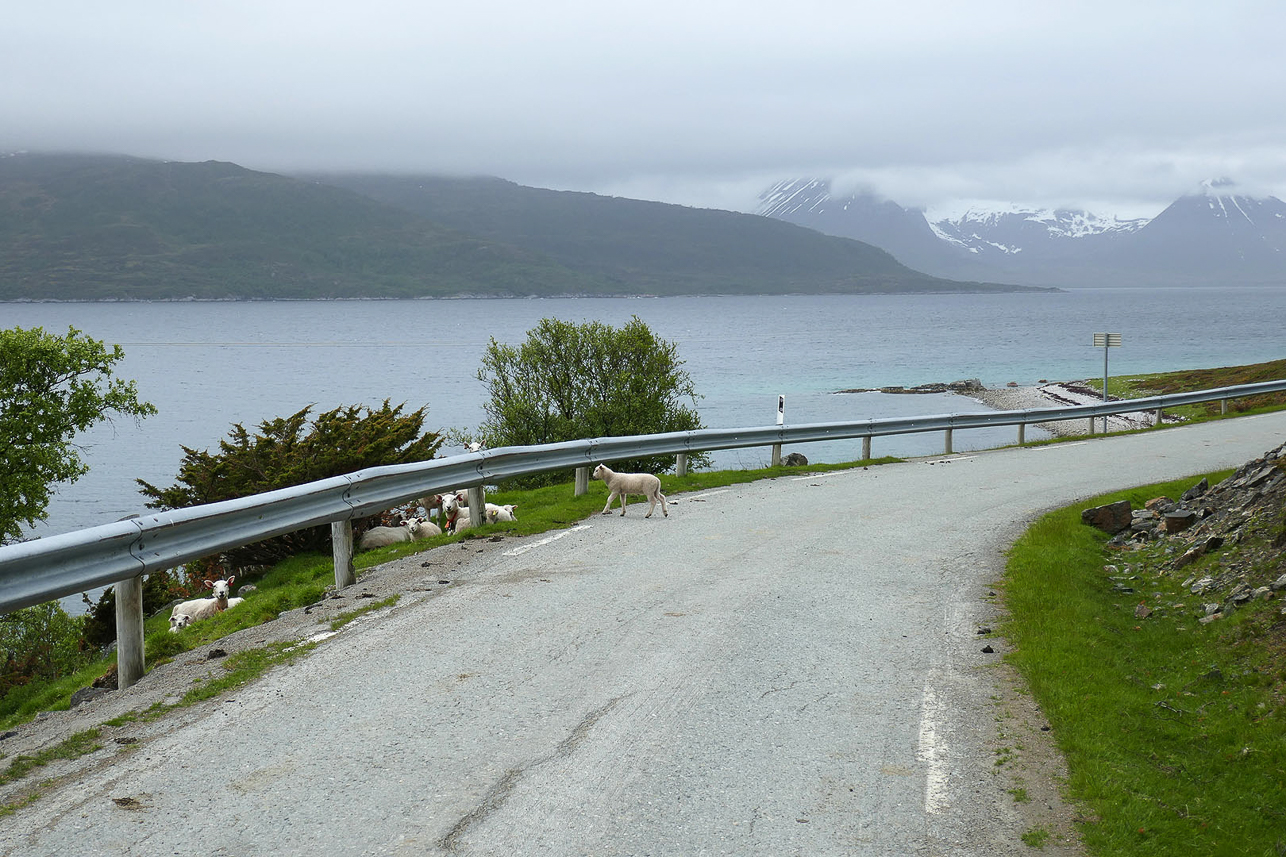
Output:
[
  {"xmin": 0, "ymin": 601, "xmax": 93, "ymax": 700},
  {"xmin": 476, "ymin": 316, "xmax": 707, "ymax": 486},
  {"xmin": 0, "ymin": 325, "xmax": 156, "ymax": 543},
  {"xmin": 137, "ymin": 401, "xmax": 443, "ymax": 568}
]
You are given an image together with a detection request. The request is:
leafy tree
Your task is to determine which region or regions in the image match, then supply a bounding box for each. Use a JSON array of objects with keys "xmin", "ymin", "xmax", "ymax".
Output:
[
  {"xmin": 0, "ymin": 326, "xmax": 157, "ymax": 544},
  {"xmin": 476, "ymin": 316, "xmax": 707, "ymax": 486},
  {"xmin": 0, "ymin": 601, "xmax": 93, "ymax": 700},
  {"xmin": 137, "ymin": 401, "xmax": 443, "ymax": 568}
]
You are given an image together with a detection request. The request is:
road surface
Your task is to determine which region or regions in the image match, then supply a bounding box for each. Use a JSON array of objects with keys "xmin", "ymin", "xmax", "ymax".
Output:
[{"xmin": 5, "ymin": 411, "xmax": 1284, "ymax": 856}]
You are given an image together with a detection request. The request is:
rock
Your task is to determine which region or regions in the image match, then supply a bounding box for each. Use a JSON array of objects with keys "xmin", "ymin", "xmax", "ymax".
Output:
[
  {"xmin": 1163, "ymin": 510, "xmax": 1198, "ymax": 534},
  {"xmin": 1082, "ymin": 500, "xmax": 1132, "ymax": 534},
  {"xmin": 1191, "ymin": 577, "xmax": 1215, "ymax": 595},
  {"xmin": 1181, "ymin": 478, "xmax": 1209, "ymax": 502},
  {"xmin": 782, "ymin": 452, "xmax": 809, "ymax": 466},
  {"xmin": 70, "ymin": 686, "xmax": 111, "ymax": 709},
  {"xmin": 1145, "ymin": 496, "xmax": 1177, "ymax": 513},
  {"xmin": 1271, "ymin": 574, "xmax": 1286, "ymax": 592},
  {"xmin": 1134, "ymin": 602, "xmax": 1152, "ymax": 619},
  {"xmin": 92, "ymin": 665, "xmax": 118, "ymax": 689}
]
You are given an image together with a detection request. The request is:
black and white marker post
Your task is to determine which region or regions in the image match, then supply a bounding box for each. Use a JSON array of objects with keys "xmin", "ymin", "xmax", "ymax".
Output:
[{"xmin": 771, "ymin": 394, "xmax": 784, "ymax": 467}]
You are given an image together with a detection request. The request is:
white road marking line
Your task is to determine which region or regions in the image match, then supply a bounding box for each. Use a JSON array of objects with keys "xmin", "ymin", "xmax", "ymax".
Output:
[
  {"xmin": 917, "ymin": 677, "xmax": 950, "ymax": 814},
  {"xmin": 1028, "ymin": 441, "xmax": 1088, "ymax": 450},
  {"xmin": 686, "ymin": 490, "xmax": 731, "ymax": 501},
  {"xmin": 503, "ymin": 525, "xmax": 592, "ymax": 557}
]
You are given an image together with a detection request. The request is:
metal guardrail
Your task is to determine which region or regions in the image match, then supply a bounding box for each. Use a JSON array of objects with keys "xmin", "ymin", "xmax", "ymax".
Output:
[{"xmin": 2, "ymin": 378, "xmax": 1284, "ymax": 687}]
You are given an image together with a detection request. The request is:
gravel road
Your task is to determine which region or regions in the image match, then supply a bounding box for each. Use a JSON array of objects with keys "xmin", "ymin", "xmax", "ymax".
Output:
[{"xmin": 5, "ymin": 411, "xmax": 1285, "ymax": 856}]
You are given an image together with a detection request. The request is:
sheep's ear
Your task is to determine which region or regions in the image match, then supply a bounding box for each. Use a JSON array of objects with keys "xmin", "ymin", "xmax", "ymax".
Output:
[
  {"xmin": 228, "ymin": 575, "xmax": 235, "ymax": 587},
  {"xmin": 204, "ymin": 579, "xmax": 214, "ymax": 589}
]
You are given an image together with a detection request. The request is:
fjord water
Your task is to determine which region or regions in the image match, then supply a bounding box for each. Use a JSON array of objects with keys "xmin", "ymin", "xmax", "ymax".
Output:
[{"xmin": 7, "ymin": 286, "xmax": 1286, "ymax": 545}]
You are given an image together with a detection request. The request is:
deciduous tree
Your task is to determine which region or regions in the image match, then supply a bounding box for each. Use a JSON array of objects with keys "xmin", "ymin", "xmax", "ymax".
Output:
[
  {"xmin": 0, "ymin": 326, "xmax": 156, "ymax": 543},
  {"xmin": 476, "ymin": 316, "xmax": 706, "ymax": 486}
]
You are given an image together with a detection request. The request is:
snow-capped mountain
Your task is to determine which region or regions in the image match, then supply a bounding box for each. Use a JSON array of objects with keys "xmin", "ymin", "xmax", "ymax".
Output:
[{"xmin": 757, "ymin": 178, "xmax": 1286, "ymax": 286}]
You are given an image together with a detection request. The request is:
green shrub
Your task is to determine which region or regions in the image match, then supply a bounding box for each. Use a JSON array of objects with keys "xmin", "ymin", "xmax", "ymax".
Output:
[
  {"xmin": 137, "ymin": 400, "xmax": 443, "ymax": 568},
  {"xmin": 476, "ymin": 316, "xmax": 708, "ymax": 486}
]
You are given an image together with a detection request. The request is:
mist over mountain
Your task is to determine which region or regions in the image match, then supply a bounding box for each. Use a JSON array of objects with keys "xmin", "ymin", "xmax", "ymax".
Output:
[
  {"xmin": 759, "ymin": 178, "xmax": 1286, "ymax": 287},
  {"xmin": 0, "ymin": 153, "xmax": 1046, "ymax": 300}
]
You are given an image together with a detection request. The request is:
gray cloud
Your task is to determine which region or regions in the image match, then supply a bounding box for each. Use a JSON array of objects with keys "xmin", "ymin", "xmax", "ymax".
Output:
[{"xmin": 5, "ymin": 0, "xmax": 1286, "ymax": 215}]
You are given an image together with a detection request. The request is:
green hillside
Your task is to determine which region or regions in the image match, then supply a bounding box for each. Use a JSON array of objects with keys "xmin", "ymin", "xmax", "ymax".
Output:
[
  {"xmin": 0, "ymin": 153, "xmax": 1050, "ymax": 300},
  {"xmin": 310, "ymin": 173, "xmax": 1045, "ymax": 295},
  {"xmin": 0, "ymin": 154, "xmax": 604, "ymax": 300}
]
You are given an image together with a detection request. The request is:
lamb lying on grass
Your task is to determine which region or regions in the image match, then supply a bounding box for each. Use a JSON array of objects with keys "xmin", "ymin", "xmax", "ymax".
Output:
[
  {"xmin": 441, "ymin": 495, "xmax": 518, "ymax": 533},
  {"xmin": 169, "ymin": 577, "xmax": 244, "ymax": 632},
  {"xmin": 357, "ymin": 518, "xmax": 441, "ymax": 551},
  {"xmin": 592, "ymin": 464, "xmax": 668, "ymax": 518}
]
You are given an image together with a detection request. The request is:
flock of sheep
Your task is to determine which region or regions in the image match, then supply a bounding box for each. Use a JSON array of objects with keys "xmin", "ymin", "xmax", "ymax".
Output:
[{"xmin": 167, "ymin": 463, "xmax": 666, "ymax": 634}]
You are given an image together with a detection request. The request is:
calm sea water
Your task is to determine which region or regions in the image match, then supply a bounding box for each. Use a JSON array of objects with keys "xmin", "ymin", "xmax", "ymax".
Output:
[{"xmin": 6, "ymin": 286, "xmax": 1286, "ymax": 548}]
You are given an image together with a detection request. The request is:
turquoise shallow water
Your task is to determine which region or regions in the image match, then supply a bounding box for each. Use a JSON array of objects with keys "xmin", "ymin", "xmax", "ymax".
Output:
[{"xmin": 6, "ymin": 286, "xmax": 1285, "ymax": 542}]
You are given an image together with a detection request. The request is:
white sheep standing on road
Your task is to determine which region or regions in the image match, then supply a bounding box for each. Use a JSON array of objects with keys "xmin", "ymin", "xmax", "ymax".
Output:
[{"xmin": 592, "ymin": 464, "xmax": 668, "ymax": 518}]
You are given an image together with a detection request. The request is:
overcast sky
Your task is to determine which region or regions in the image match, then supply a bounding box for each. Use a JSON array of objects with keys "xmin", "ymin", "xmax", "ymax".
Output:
[{"xmin": 5, "ymin": 1, "xmax": 1285, "ymax": 218}]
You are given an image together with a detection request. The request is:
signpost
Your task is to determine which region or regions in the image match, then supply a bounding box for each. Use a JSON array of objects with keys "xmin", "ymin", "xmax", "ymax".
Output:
[
  {"xmin": 1093, "ymin": 333, "xmax": 1122, "ymax": 433},
  {"xmin": 771, "ymin": 395, "xmax": 784, "ymax": 467}
]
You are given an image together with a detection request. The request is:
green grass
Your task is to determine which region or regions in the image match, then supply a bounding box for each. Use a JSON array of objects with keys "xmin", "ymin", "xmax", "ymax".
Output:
[
  {"xmin": 0, "ymin": 728, "xmax": 102, "ymax": 788},
  {"xmin": 1003, "ymin": 471, "xmax": 1286, "ymax": 856},
  {"xmin": 1089, "ymin": 358, "xmax": 1286, "ymax": 423}
]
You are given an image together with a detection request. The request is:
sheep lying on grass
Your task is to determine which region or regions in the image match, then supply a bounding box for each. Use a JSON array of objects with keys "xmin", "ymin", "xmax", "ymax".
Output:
[
  {"xmin": 358, "ymin": 517, "xmax": 440, "ymax": 551},
  {"xmin": 592, "ymin": 464, "xmax": 668, "ymax": 518},
  {"xmin": 169, "ymin": 577, "xmax": 243, "ymax": 632},
  {"xmin": 441, "ymin": 496, "xmax": 517, "ymax": 534}
]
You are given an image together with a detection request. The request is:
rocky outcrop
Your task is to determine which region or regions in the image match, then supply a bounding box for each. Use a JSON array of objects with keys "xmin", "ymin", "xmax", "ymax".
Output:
[{"xmin": 1093, "ymin": 442, "xmax": 1285, "ymax": 623}]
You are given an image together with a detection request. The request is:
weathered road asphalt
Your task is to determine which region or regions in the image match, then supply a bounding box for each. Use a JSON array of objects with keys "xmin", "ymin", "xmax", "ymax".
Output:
[{"xmin": 5, "ymin": 411, "xmax": 1285, "ymax": 856}]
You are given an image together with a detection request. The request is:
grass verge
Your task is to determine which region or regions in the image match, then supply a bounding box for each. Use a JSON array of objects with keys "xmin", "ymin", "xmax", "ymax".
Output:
[{"xmin": 1003, "ymin": 472, "xmax": 1286, "ymax": 855}]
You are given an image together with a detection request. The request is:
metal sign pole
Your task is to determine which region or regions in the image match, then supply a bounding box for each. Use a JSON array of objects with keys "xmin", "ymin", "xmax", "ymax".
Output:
[{"xmin": 1092, "ymin": 333, "xmax": 1122, "ymax": 433}]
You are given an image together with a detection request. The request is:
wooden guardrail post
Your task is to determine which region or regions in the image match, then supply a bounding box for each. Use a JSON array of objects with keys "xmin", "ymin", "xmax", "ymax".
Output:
[
  {"xmin": 944, "ymin": 428, "xmax": 953, "ymax": 455},
  {"xmin": 467, "ymin": 486, "xmax": 486, "ymax": 519},
  {"xmin": 862, "ymin": 437, "xmax": 871, "ymax": 461},
  {"xmin": 575, "ymin": 466, "xmax": 589, "ymax": 496},
  {"xmin": 115, "ymin": 575, "xmax": 145, "ymax": 689},
  {"xmin": 675, "ymin": 454, "xmax": 688, "ymax": 477},
  {"xmin": 332, "ymin": 520, "xmax": 356, "ymax": 589},
  {"xmin": 771, "ymin": 443, "xmax": 782, "ymax": 467},
  {"xmin": 1017, "ymin": 423, "xmax": 1026, "ymax": 445},
  {"xmin": 1155, "ymin": 407, "xmax": 1164, "ymax": 426}
]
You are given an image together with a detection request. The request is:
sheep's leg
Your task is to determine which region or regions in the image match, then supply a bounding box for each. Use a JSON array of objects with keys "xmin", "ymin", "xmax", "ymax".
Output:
[
  {"xmin": 619, "ymin": 492, "xmax": 628, "ymax": 516},
  {"xmin": 601, "ymin": 492, "xmax": 618, "ymax": 515},
  {"xmin": 660, "ymin": 491, "xmax": 668, "ymax": 517},
  {"xmin": 644, "ymin": 492, "xmax": 656, "ymax": 518}
]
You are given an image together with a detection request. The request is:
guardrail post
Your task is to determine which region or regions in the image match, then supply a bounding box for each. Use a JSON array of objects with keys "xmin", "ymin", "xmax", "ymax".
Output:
[
  {"xmin": 331, "ymin": 521, "xmax": 356, "ymax": 589},
  {"xmin": 862, "ymin": 437, "xmax": 871, "ymax": 461},
  {"xmin": 944, "ymin": 428, "xmax": 953, "ymax": 455},
  {"xmin": 675, "ymin": 453, "xmax": 688, "ymax": 477},
  {"xmin": 1155, "ymin": 407, "xmax": 1164, "ymax": 426},
  {"xmin": 1221, "ymin": 399, "xmax": 1228, "ymax": 415},
  {"xmin": 1017, "ymin": 423, "xmax": 1026, "ymax": 445},
  {"xmin": 771, "ymin": 443, "xmax": 782, "ymax": 467},
  {"xmin": 1088, "ymin": 417, "xmax": 1096, "ymax": 435},
  {"xmin": 575, "ymin": 466, "xmax": 589, "ymax": 496},
  {"xmin": 467, "ymin": 486, "xmax": 486, "ymax": 519},
  {"xmin": 115, "ymin": 575, "xmax": 145, "ymax": 689}
]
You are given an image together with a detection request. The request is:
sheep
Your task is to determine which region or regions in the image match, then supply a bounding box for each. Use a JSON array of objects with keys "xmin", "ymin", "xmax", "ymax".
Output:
[
  {"xmin": 169, "ymin": 577, "xmax": 239, "ymax": 631},
  {"xmin": 592, "ymin": 464, "xmax": 668, "ymax": 518},
  {"xmin": 418, "ymin": 490, "xmax": 467, "ymax": 521},
  {"xmin": 408, "ymin": 517, "xmax": 442, "ymax": 538},
  {"xmin": 485, "ymin": 503, "xmax": 517, "ymax": 523},
  {"xmin": 358, "ymin": 516, "xmax": 442, "ymax": 550}
]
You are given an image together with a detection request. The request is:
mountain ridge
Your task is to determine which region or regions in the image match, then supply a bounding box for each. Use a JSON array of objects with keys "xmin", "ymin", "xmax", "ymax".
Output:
[
  {"xmin": 758, "ymin": 178, "xmax": 1286, "ymax": 287},
  {"xmin": 0, "ymin": 153, "xmax": 1049, "ymax": 300}
]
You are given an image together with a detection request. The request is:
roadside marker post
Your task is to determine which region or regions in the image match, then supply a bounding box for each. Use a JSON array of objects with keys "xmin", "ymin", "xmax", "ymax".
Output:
[{"xmin": 1093, "ymin": 332, "xmax": 1122, "ymax": 433}]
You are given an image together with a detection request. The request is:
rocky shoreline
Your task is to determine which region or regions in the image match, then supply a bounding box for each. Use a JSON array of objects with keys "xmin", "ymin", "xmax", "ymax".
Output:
[{"xmin": 839, "ymin": 378, "xmax": 1168, "ymax": 438}]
